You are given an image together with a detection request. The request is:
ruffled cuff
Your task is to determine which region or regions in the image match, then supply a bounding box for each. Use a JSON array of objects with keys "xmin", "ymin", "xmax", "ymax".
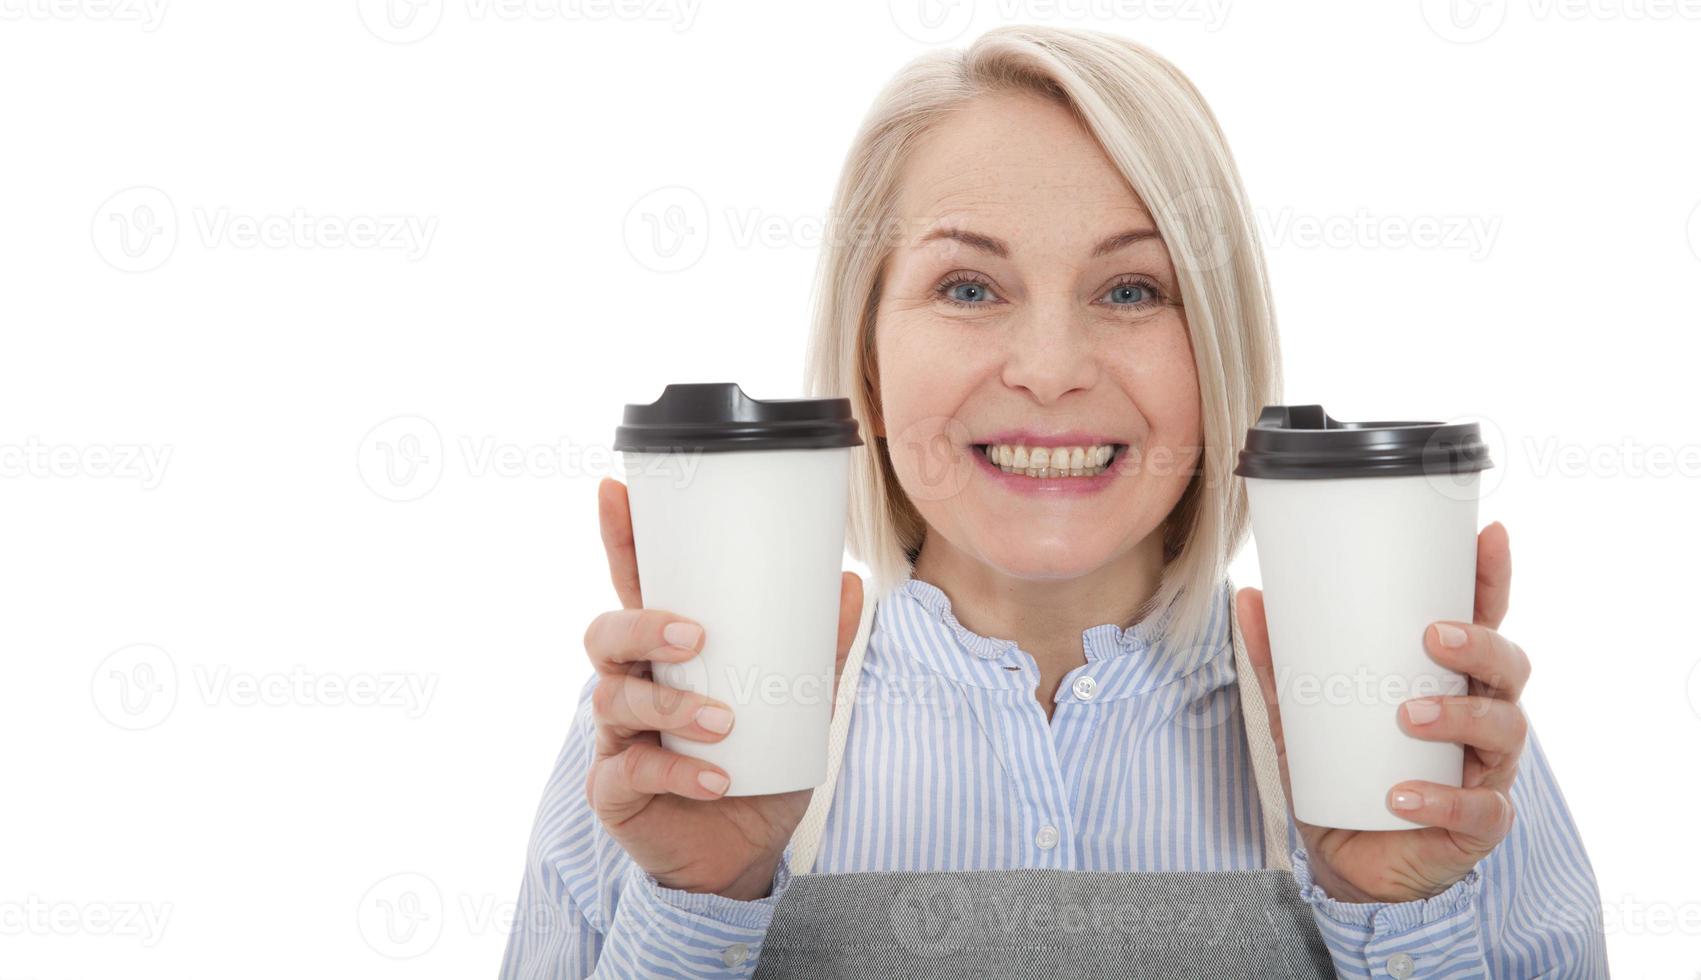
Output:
[
  {"xmin": 600, "ymin": 851, "xmax": 793, "ymax": 977},
  {"xmin": 1291, "ymin": 847, "xmax": 1489, "ymax": 977}
]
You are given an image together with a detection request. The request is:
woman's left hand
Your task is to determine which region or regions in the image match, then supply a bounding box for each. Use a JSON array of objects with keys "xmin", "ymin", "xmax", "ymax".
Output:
[{"xmin": 1235, "ymin": 520, "xmax": 1529, "ymax": 903}]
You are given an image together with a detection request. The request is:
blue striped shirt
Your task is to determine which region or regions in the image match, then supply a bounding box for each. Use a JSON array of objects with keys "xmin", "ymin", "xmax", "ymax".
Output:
[{"xmin": 499, "ymin": 575, "xmax": 1608, "ymax": 978}]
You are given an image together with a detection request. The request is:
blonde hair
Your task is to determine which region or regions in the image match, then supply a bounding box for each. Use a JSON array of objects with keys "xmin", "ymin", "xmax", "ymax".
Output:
[{"xmin": 802, "ymin": 25, "xmax": 1282, "ymax": 657}]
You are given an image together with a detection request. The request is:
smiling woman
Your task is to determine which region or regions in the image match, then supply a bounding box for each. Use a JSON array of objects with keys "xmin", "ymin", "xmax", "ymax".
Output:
[
  {"xmin": 805, "ymin": 37, "xmax": 1280, "ymax": 672},
  {"xmin": 501, "ymin": 24, "xmax": 1607, "ymax": 980}
]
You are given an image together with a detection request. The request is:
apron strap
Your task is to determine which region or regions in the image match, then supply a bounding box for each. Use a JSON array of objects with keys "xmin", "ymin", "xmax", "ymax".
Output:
[
  {"xmin": 789, "ymin": 573, "xmax": 883, "ymax": 876},
  {"xmin": 788, "ymin": 576, "xmax": 1293, "ymax": 875}
]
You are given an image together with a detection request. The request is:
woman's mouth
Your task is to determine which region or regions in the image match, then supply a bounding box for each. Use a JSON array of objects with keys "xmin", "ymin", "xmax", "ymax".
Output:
[{"xmin": 972, "ymin": 442, "xmax": 1126, "ymax": 479}]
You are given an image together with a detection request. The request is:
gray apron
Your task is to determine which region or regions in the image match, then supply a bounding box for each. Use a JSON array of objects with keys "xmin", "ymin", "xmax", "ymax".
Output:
[
  {"xmin": 756, "ymin": 576, "xmax": 1334, "ymax": 979},
  {"xmin": 751, "ymin": 868, "xmax": 1334, "ymax": 978}
]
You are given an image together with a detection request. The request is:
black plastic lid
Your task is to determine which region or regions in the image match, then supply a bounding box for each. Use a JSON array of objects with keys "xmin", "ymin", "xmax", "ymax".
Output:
[
  {"xmin": 1234, "ymin": 405, "xmax": 1492, "ymax": 479},
  {"xmin": 612, "ymin": 382, "xmax": 864, "ymax": 454}
]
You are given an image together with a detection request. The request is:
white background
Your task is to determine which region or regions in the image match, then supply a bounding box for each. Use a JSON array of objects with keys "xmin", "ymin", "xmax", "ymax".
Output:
[{"xmin": 2, "ymin": 0, "xmax": 1698, "ymax": 976}]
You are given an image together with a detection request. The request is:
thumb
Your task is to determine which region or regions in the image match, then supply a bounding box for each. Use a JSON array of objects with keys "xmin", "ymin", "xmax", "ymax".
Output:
[
  {"xmin": 830, "ymin": 572, "xmax": 865, "ymax": 708},
  {"xmin": 1235, "ymin": 585, "xmax": 1300, "ymax": 821},
  {"xmin": 1234, "ymin": 586, "xmax": 1285, "ymax": 750},
  {"xmin": 1234, "ymin": 587, "xmax": 1276, "ymax": 701}
]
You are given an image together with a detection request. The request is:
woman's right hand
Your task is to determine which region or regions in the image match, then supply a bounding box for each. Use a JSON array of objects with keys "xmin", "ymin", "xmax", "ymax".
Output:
[{"xmin": 581, "ymin": 476, "xmax": 864, "ymax": 902}]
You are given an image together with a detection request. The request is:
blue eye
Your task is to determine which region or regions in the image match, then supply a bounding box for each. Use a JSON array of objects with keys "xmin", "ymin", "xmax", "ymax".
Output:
[
  {"xmin": 944, "ymin": 280, "xmax": 994, "ymax": 304},
  {"xmin": 1104, "ymin": 282, "xmax": 1154, "ymax": 305}
]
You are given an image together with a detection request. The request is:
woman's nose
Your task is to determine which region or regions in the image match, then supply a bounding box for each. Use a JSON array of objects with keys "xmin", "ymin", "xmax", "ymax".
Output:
[{"xmin": 998, "ymin": 304, "xmax": 1099, "ymax": 405}]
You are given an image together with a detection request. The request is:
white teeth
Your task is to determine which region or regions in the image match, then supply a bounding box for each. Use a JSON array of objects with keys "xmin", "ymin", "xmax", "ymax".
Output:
[{"xmin": 980, "ymin": 442, "xmax": 1119, "ymax": 479}]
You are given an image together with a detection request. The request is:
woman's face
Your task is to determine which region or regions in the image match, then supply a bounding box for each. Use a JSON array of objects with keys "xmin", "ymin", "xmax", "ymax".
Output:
[{"xmin": 874, "ymin": 89, "xmax": 1203, "ymax": 580}]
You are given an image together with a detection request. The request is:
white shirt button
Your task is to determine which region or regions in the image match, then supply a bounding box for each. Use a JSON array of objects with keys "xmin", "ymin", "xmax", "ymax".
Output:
[
  {"xmin": 1035, "ymin": 825, "xmax": 1060, "ymax": 849},
  {"xmin": 721, "ymin": 942, "xmax": 750, "ymax": 967},
  {"xmin": 1385, "ymin": 951, "xmax": 1416, "ymax": 978},
  {"xmin": 1071, "ymin": 675, "xmax": 1098, "ymax": 701}
]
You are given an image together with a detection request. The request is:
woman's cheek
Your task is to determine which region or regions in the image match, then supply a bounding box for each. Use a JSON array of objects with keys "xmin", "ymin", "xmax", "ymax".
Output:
[
  {"xmin": 874, "ymin": 312, "xmax": 991, "ymax": 505},
  {"xmin": 1118, "ymin": 325, "xmax": 1203, "ymax": 488}
]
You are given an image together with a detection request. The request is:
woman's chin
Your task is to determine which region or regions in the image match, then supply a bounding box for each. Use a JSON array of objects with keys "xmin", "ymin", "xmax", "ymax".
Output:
[{"xmin": 968, "ymin": 536, "xmax": 1124, "ymax": 582}]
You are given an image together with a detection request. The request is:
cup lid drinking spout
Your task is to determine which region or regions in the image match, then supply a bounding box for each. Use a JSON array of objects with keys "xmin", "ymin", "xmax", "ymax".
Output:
[
  {"xmin": 613, "ymin": 382, "xmax": 864, "ymax": 454},
  {"xmin": 1234, "ymin": 404, "xmax": 1492, "ymax": 479}
]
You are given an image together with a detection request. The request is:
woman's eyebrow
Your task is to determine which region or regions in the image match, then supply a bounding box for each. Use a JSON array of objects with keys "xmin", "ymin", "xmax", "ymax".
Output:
[
  {"xmin": 915, "ymin": 226, "xmax": 1161, "ymax": 259},
  {"xmin": 918, "ymin": 226, "xmax": 1009, "ymax": 258},
  {"xmin": 1090, "ymin": 228, "xmax": 1161, "ymax": 257}
]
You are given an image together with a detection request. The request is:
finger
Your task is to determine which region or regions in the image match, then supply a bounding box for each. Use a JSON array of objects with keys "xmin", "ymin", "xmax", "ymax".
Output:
[
  {"xmin": 592, "ymin": 673, "xmax": 735, "ymax": 744},
  {"xmin": 583, "ymin": 607, "xmax": 705, "ymax": 674},
  {"xmin": 587, "ymin": 742, "xmax": 729, "ymax": 822},
  {"xmin": 1387, "ymin": 781, "xmax": 1515, "ymax": 851},
  {"xmin": 1473, "ymin": 521, "xmax": 1511, "ymax": 630},
  {"xmin": 598, "ymin": 477, "xmax": 643, "ymax": 610},
  {"xmin": 1425, "ymin": 621, "xmax": 1531, "ymax": 701},
  {"xmin": 1399, "ymin": 695, "xmax": 1528, "ymax": 770}
]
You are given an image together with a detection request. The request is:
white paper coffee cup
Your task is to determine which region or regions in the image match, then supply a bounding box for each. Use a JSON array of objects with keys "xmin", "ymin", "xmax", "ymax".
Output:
[
  {"xmin": 613, "ymin": 382, "xmax": 862, "ymax": 796},
  {"xmin": 1235, "ymin": 405, "xmax": 1493, "ymax": 830}
]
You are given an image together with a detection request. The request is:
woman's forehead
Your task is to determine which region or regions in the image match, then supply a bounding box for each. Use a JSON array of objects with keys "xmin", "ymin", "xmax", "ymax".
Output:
[
  {"xmin": 896, "ymin": 97, "xmax": 1156, "ymax": 250},
  {"xmin": 898, "ymin": 193, "xmax": 1162, "ymax": 261}
]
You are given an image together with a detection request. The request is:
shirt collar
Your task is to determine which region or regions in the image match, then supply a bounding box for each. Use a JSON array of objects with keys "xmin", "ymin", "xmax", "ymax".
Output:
[{"xmin": 883, "ymin": 573, "xmax": 1232, "ymax": 697}]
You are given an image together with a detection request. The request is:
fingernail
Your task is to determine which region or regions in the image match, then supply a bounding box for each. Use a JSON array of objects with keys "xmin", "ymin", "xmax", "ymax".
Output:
[
  {"xmin": 1406, "ymin": 698, "xmax": 1442, "ymax": 724},
  {"xmin": 695, "ymin": 705, "xmax": 734, "ymax": 734},
  {"xmin": 1435, "ymin": 623, "xmax": 1467, "ymax": 648},
  {"xmin": 1390, "ymin": 789, "xmax": 1424, "ymax": 812},
  {"xmin": 697, "ymin": 771, "xmax": 729, "ymax": 795},
  {"xmin": 664, "ymin": 622, "xmax": 703, "ymax": 649}
]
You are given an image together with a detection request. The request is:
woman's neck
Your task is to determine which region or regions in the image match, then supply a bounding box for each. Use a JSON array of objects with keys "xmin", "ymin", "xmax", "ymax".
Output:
[{"xmin": 910, "ymin": 531, "xmax": 1167, "ymax": 721}]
